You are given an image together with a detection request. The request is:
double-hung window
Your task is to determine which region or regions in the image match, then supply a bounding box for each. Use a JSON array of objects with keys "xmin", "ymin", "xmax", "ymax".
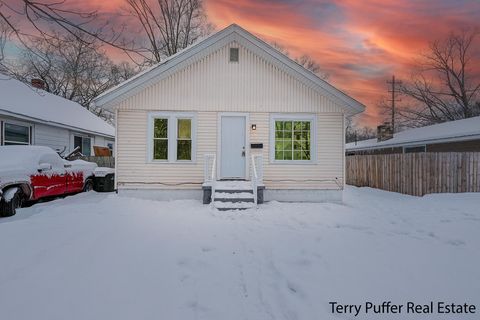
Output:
[
  {"xmin": 270, "ymin": 114, "xmax": 316, "ymax": 163},
  {"xmin": 149, "ymin": 112, "xmax": 196, "ymax": 162},
  {"xmin": 3, "ymin": 122, "xmax": 32, "ymax": 145}
]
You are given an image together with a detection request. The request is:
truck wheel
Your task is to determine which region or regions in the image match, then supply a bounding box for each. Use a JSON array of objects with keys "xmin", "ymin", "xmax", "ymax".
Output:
[
  {"xmin": 0, "ymin": 188, "xmax": 24, "ymax": 217},
  {"xmin": 83, "ymin": 179, "xmax": 94, "ymax": 192}
]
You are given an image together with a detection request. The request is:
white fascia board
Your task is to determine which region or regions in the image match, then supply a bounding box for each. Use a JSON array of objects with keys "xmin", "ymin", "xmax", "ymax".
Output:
[{"xmin": 0, "ymin": 109, "xmax": 115, "ymax": 139}]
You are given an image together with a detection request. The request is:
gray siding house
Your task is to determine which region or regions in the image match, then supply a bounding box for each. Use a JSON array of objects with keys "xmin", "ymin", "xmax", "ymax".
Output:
[{"xmin": 0, "ymin": 76, "xmax": 115, "ymax": 156}]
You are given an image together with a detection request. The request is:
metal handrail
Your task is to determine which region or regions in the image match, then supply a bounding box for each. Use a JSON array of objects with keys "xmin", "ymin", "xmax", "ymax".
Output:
[
  {"xmin": 251, "ymin": 154, "xmax": 259, "ymax": 207},
  {"xmin": 204, "ymin": 154, "xmax": 217, "ymax": 205},
  {"xmin": 211, "ymin": 157, "xmax": 216, "ymax": 204}
]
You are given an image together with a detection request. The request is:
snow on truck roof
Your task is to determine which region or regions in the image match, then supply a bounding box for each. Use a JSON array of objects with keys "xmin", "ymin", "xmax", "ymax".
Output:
[
  {"xmin": 0, "ymin": 76, "xmax": 114, "ymax": 137},
  {"xmin": 346, "ymin": 116, "xmax": 480, "ymax": 151},
  {"xmin": 0, "ymin": 146, "xmax": 56, "ymax": 171}
]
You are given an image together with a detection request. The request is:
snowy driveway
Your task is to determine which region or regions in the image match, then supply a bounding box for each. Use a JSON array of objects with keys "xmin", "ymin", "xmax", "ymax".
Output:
[{"xmin": 0, "ymin": 187, "xmax": 479, "ymax": 320}]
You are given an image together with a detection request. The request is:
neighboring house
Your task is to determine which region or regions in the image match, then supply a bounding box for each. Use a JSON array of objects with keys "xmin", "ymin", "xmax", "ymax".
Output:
[
  {"xmin": 346, "ymin": 116, "xmax": 480, "ymax": 155},
  {"xmin": 93, "ymin": 24, "xmax": 365, "ymax": 203},
  {"xmin": 0, "ymin": 76, "xmax": 115, "ymax": 156}
]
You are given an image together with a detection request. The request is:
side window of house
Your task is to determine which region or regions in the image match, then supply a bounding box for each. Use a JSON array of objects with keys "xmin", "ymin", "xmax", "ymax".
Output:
[
  {"xmin": 150, "ymin": 113, "xmax": 195, "ymax": 162},
  {"xmin": 274, "ymin": 120, "xmax": 311, "ymax": 161},
  {"xmin": 74, "ymin": 136, "xmax": 92, "ymax": 156},
  {"xmin": 153, "ymin": 118, "xmax": 168, "ymax": 160},
  {"xmin": 404, "ymin": 146, "xmax": 426, "ymax": 153},
  {"xmin": 4, "ymin": 123, "xmax": 31, "ymax": 145},
  {"xmin": 177, "ymin": 119, "xmax": 192, "ymax": 160}
]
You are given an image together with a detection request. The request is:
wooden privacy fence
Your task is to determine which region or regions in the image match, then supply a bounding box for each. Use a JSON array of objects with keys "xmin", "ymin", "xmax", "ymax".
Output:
[
  {"xmin": 346, "ymin": 153, "xmax": 480, "ymax": 196},
  {"xmin": 80, "ymin": 156, "xmax": 115, "ymax": 168}
]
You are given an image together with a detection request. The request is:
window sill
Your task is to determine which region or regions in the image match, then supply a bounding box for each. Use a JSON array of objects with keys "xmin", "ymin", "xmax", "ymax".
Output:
[
  {"xmin": 148, "ymin": 160, "xmax": 197, "ymax": 164},
  {"xmin": 270, "ymin": 160, "xmax": 317, "ymax": 165}
]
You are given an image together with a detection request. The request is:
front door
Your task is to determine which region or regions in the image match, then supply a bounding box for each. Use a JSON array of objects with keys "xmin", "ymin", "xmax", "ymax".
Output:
[{"xmin": 220, "ymin": 115, "xmax": 246, "ymax": 178}]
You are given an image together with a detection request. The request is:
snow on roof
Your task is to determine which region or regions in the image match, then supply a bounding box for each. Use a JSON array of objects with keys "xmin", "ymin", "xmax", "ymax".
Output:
[
  {"xmin": 0, "ymin": 76, "xmax": 114, "ymax": 137},
  {"xmin": 346, "ymin": 116, "xmax": 480, "ymax": 151}
]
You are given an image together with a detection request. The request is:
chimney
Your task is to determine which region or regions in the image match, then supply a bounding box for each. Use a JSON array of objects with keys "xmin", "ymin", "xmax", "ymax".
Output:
[
  {"xmin": 31, "ymin": 78, "xmax": 45, "ymax": 90},
  {"xmin": 377, "ymin": 122, "xmax": 393, "ymax": 142}
]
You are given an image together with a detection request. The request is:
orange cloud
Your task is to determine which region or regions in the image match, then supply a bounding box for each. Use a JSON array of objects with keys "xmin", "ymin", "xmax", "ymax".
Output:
[
  {"xmin": 4, "ymin": 0, "xmax": 479, "ymax": 127},
  {"xmin": 205, "ymin": 0, "xmax": 480, "ymax": 126}
]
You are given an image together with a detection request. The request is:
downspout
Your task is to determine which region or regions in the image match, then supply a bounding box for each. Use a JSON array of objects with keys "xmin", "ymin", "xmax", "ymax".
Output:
[{"xmin": 114, "ymin": 108, "xmax": 118, "ymax": 192}]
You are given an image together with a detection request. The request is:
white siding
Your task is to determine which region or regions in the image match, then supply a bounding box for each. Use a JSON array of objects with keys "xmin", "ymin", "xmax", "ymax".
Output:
[
  {"xmin": 117, "ymin": 42, "xmax": 344, "ymax": 114},
  {"xmin": 34, "ymin": 124, "xmax": 70, "ymax": 153},
  {"xmin": 117, "ymin": 110, "xmax": 343, "ymax": 190},
  {"xmin": 114, "ymin": 41, "xmax": 345, "ymax": 191},
  {"xmin": 94, "ymin": 136, "xmax": 106, "ymax": 148},
  {"xmin": 1, "ymin": 115, "xmax": 113, "ymax": 155},
  {"xmin": 117, "ymin": 111, "xmax": 215, "ymax": 189}
]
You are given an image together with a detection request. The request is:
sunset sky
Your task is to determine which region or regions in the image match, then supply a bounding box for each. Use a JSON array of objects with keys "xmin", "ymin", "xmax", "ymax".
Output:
[{"xmin": 4, "ymin": 0, "xmax": 480, "ymax": 126}]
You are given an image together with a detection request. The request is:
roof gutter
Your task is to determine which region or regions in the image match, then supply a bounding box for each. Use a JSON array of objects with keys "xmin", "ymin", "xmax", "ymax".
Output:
[
  {"xmin": 0, "ymin": 109, "xmax": 115, "ymax": 139},
  {"xmin": 346, "ymin": 133, "xmax": 480, "ymax": 151}
]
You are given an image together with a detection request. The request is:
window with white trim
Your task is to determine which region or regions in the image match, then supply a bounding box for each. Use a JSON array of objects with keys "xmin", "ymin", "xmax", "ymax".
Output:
[
  {"xmin": 148, "ymin": 112, "xmax": 196, "ymax": 162},
  {"xmin": 270, "ymin": 114, "xmax": 316, "ymax": 163},
  {"xmin": 3, "ymin": 122, "xmax": 31, "ymax": 145}
]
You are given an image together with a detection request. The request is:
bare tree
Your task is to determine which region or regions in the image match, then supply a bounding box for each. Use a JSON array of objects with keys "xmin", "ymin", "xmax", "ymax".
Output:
[
  {"xmin": 123, "ymin": 0, "xmax": 212, "ymax": 65},
  {"xmin": 295, "ymin": 54, "xmax": 329, "ymax": 79},
  {"xmin": 0, "ymin": 0, "xmax": 150, "ymax": 67},
  {"xmin": 12, "ymin": 31, "xmax": 136, "ymax": 110},
  {"xmin": 345, "ymin": 117, "xmax": 377, "ymax": 143},
  {"xmin": 0, "ymin": 20, "xmax": 7, "ymax": 61},
  {"xmin": 271, "ymin": 41, "xmax": 328, "ymax": 79},
  {"xmin": 401, "ymin": 29, "xmax": 480, "ymax": 126},
  {"xmin": 0, "ymin": 19, "xmax": 12, "ymax": 73},
  {"xmin": 376, "ymin": 97, "xmax": 411, "ymax": 131},
  {"xmin": 0, "ymin": 1, "xmax": 106, "ymax": 42}
]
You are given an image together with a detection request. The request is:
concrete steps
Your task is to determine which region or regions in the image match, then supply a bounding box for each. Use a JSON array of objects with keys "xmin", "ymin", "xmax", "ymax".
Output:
[{"xmin": 213, "ymin": 181, "xmax": 256, "ymax": 211}]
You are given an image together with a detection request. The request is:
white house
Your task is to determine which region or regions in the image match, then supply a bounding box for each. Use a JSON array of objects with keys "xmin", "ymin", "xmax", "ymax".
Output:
[
  {"xmin": 0, "ymin": 76, "xmax": 115, "ymax": 156},
  {"xmin": 93, "ymin": 24, "xmax": 365, "ymax": 206}
]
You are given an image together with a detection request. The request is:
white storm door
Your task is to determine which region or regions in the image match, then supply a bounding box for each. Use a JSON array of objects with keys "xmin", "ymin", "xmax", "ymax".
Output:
[{"xmin": 220, "ymin": 116, "xmax": 246, "ymax": 178}]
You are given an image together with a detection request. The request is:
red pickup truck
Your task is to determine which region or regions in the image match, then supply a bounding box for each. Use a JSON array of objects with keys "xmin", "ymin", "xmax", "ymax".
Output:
[{"xmin": 0, "ymin": 146, "xmax": 98, "ymax": 217}]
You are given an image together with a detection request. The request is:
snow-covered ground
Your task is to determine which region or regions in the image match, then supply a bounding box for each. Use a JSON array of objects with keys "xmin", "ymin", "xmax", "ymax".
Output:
[{"xmin": 0, "ymin": 187, "xmax": 479, "ymax": 320}]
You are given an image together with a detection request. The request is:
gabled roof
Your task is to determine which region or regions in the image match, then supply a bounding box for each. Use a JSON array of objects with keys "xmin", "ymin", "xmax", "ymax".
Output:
[
  {"xmin": 93, "ymin": 24, "xmax": 366, "ymax": 115},
  {"xmin": 346, "ymin": 116, "xmax": 480, "ymax": 151},
  {"xmin": 0, "ymin": 76, "xmax": 115, "ymax": 137}
]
